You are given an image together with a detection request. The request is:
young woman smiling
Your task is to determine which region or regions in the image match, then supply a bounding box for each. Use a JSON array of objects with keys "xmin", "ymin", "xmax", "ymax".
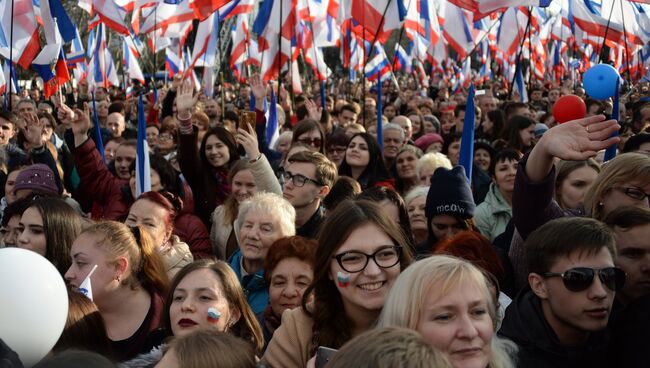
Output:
[{"xmin": 262, "ymin": 200, "xmax": 413, "ymax": 368}]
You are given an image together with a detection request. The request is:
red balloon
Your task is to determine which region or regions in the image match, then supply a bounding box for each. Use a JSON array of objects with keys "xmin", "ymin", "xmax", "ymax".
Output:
[{"xmin": 552, "ymin": 95, "xmax": 586, "ymax": 124}]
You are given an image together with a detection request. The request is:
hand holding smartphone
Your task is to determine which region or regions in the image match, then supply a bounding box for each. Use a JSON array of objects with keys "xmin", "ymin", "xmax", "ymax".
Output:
[
  {"xmin": 239, "ymin": 111, "xmax": 256, "ymax": 131},
  {"xmin": 315, "ymin": 346, "xmax": 337, "ymax": 368}
]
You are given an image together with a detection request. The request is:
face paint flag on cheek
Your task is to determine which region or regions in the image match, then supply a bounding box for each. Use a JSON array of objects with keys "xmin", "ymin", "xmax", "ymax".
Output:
[
  {"xmin": 207, "ymin": 307, "xmax": 221, "ymax": 324},
  {"xmin": 337, "ymin": 271, "xmax": 351, "ymax": 288}
]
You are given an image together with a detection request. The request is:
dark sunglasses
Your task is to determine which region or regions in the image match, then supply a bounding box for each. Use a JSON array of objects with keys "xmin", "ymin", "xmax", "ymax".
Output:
[
  {"xmin": 298, "ymin": 137, "xmax": 322, "ymax": 147},
  {"xmin": 544, "ymin": 267, "xmax": 626, "ymax": 292}
]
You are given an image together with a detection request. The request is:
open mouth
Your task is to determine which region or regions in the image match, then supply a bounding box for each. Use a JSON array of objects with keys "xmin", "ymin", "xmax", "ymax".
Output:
[{"xmin": 358, "ymin": 281, "xmax": 385, "ymax": 292}]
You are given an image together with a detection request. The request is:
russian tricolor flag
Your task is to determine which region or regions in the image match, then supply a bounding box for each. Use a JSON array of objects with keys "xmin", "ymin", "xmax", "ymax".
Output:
[
  {"xmin": 165, "ymin": 48, "xmax": 181, "ymax": 77},
  {"xmin": 393, "ymin": 44, "xmax": 410, "ymax": 72},
  {"xmin": 32, "ymin": 43, "xmax": 69, "ymax": 98}
]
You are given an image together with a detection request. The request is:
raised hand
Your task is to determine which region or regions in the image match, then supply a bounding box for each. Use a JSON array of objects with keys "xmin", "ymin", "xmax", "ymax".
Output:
[
  {"xmin": 304, "ymin": 99, "xmax": 322, "ymax": 121},
  {"xmin": 538, "ymin": 115, "xmax": 619, "ymax": 161},
  {"xmin": 236, "ymin": 122, "xmax": 260, "ymax": 160},
  {"xmin": 24, "ymin": 112, "xmax": 45, "ymax": 149},
  {"xmin": 56, "ymin": 102, "xmax": 75, "ymax": 125},
  {"xmin": 175, "ymin": 79, "xmax": 195, "ymax": 118},
  {"xmin": 71, "ymin": 105, "xmax": 92, "ymax": 147}
]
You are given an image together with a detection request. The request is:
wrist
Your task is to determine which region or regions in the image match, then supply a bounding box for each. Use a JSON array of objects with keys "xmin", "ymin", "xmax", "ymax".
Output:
[{"xmin": 249, "ymin": 153, "xmax": 262, "ymax": 163}]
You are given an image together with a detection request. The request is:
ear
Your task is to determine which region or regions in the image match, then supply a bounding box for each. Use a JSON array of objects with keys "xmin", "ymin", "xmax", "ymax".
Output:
[
  {"xmin": 114, "ymin": 256, "xmax": 129, "ymax": 280},
  {"xmin": 528, "ymin": 273, "xmax": 549, "ymax": 300},
  {"xmin": 318, "ymin": 185, "xmax": 331, "ymax": 199},
  {"xmin": 229, "ymin": 307, "xmax": 241, "ymax": 327}
]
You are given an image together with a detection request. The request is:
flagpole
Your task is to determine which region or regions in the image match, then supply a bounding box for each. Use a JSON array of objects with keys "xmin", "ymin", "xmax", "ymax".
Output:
[
  {"xmin": 597, "ymin": 0, "xmax": 617, "ymax": 64},
  {"xmin": 507, "ymin": 13, "xmax": 532, "ymax": 101},
  {"xmin": 8, "ymin": 0, "xmax": 15, "ymax": 111},
  {"xmin": 619, "ymin": 0, "xmax": 631, "ymax": 84},
  {"xmin": 276, "ymin": 0, "xmax": 283, "ymax": 107}
]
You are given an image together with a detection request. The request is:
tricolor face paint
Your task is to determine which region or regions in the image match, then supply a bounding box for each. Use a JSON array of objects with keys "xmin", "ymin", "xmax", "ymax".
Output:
[
  {"xmin": 337, "ymin": 271, "xmax": 351, "ymax": 288},
  {"xmin": 207, "ymin": 307, "xmax": 221, "ymax": 324}
]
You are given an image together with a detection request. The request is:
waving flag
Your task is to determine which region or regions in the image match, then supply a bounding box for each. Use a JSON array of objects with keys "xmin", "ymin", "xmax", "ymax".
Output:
[
  {"xmin": 188, "ymin": 0, "xmax": 230, "ymax": 20},
  {"xmin": 230, "ymin": 14, "xmax": 251, "ymax": 81},
  {"xmin": 512, "ymin": 63, "xmax": 528, "ymax": 103},
  {"xmin": 32, "ymin": 43, "xmax": 69, "ymax": 98},
  {"xmin": 40, "ymin": 0, "xmax": 76, "ymax": 44},
  {"xmin": 190, "ymin": 11, "xmax": 220, "ymax": 69},
  {"xmin": 339, "ymin": 0, "xmax": 407, "ymax": 44},
  {"xmin": 443, "ymin": 4, "xmax": 474, "ymax": 59},
  {"xmin": 0, "ymin": 0, "xmax": 41, "ymax": 68},
  {"xmin": 165, "ymin": 48, "xmax": 182, "ymax": 76},
  {"xmin": 365, "ymin": 45, "xmax": 392, "ymax": 82},
  {"xmin": 449, "ymin": 0, "xmax": 552, "ymax": 21},
  {"xmin": 393, "ymin": 43, "xmax": 411, "ymax": 72},
  {"xmin": 123, "ymin": 37, "xmax": 145, "ymax": 83},
  {"xmin": 86, "ymin": 0, "xmax": 130, "ymax": 35}
]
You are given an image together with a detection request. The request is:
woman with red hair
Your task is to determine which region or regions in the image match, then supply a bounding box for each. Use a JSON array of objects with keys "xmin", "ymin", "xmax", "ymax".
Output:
[
  {"xmin": 125, "ymin": 191, "xmax": 194, "ymax": 277},
  {"xmin": 435, "ymin": 231, "xmax": 514, "ymax": 322}
]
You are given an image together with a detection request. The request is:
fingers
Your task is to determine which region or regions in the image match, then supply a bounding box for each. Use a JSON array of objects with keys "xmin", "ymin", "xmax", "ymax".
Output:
[
  {"xmin": 573, "ymin": 114, "xmax": 607, "ymax": 127},
  {"xmin": 587, "ymin": 121, "xmax": 620, "ymax": 141}
]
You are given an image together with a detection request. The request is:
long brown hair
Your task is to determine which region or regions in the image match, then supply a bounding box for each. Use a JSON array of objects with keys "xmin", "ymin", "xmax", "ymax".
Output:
[
  {"xmin": 302, "ymin": 200, "xmax": 413, "ymax": 354},
  {"xmin": 162, "ymin": 260, "xmax": 265, "ymax": 353},
  {"xmin": 223, "ymin": 159, "xmax": 253, "ymax": 225}
]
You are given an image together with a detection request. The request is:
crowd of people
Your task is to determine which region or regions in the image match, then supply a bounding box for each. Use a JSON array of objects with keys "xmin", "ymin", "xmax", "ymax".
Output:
[{"xmin": 0, "ymin": 72, "xmax": 650, "ymax": 368}]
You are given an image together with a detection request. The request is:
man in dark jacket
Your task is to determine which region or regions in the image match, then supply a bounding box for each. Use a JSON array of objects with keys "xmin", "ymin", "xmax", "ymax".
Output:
[{"xmin": 499, "ymin": 217, "xmax": 623, "ymax": 368}]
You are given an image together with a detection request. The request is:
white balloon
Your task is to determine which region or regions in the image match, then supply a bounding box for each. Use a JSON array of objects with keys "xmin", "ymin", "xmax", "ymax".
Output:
[{"xmin": 0, "ymin": 248, "xmax": 69, "ymax": 367}]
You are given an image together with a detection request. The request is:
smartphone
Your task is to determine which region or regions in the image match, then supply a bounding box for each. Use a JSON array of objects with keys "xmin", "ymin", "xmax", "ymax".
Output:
[
  {"xmin": 315, "ymin": 346, "xmax": 338, "ymax": 368},
  {"xmin": 239, "ymin": 111, "xmax": 256, "ymax": 131}
]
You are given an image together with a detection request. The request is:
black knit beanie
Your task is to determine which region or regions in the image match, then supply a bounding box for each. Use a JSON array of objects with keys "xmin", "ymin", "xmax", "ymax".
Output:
[{"xmin": 425, "ymin": 166, "xmax": 476, "ymax": 220}]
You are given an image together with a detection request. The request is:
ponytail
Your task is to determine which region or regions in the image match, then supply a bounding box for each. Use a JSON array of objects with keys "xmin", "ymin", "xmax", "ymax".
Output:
[
  {"xmin": 131, "ymin": 225, "xmax": 170, "ymax": 295},
  {"xmin": 81, "ymin": 221, "xmax": 169, "ymax": 295}
]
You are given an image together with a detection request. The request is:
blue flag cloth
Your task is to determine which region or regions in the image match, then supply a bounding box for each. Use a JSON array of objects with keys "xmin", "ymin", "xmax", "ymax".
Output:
[
  {"xmin": 459, "ymin": 85, "xmax": 476, "ymax": 183},
  {"xmin": 267, "ymin": 88, "xmax": 278, "ymax": 146},
  {"xmin": 91, "ymin": 92, "xmax": 105, "ymax": 160},
  {"xmin": 135, "ymin": 93, "xmax": 151, "ymax": 197},
  {"xmin": 604, "ymin": 81, "xmax": 620, "ymax": 162}
]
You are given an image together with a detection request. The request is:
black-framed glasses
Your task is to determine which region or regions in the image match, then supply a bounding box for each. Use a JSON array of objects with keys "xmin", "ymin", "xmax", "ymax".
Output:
[
  {"xmin": 282, "ymin": 170, "xmax": 323, "ymax": 187},
  {"xmin": 298, "ymin": 137, "xmax": 322, "ymax": 147},
  {"xmin": 333, "ymin": 245, "xmax": 402, "ymax": 273},
  {"xmin": 543, "ymin": 267, "xmax": 626, "ymax": 292},
  {"xmin": 614, "ymin": 187, "xmax": 650, "ymax": 201}
]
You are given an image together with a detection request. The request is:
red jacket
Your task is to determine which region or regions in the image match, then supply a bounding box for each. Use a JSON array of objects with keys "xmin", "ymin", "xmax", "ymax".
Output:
[{"xmin": 74, "ymin": 138, "xmax": 213, "ymax": 259}]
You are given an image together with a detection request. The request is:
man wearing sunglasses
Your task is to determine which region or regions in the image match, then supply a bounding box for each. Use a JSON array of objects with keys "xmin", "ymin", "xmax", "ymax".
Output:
[
  {"xmin": 499, "ymin": 217, "xmax": 624, "ymax": 368},
  {"xmin": 282, "ymin": 151, "xmax": 337, "ymax": 239}
]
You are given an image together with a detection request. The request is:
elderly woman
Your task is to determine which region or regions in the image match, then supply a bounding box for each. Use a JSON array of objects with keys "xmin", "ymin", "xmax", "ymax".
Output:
[
  {"xmin": 392, "ymin": 145, "xmax": 423, "ymax": 196},
  {"xmin": 257, "ymin": 236, "xmax": 317, "ymax": 351},
  {"xmin": 228, "ymin": 193, "xmax": 296, "ymax": 314},
  {"xmin": 405, "ymin": 186, "xmax": 429, "ymax": 246}
]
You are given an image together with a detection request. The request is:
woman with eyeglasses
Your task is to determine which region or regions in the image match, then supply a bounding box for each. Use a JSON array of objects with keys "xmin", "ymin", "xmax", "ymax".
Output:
[
  {"xmin": 339, "ymin": 133, "xmax": 395, "ymax": 190},
  {"xmin": 509, "ymin": 114, "xmax": 650, "ymax": 288},
  {"xmin": 291, "ymin": 119, "xmax": 326, "ymax": 154},
  {"xmin": 262, "ymin": 200, "xmax": 413, "ymax": 368}
]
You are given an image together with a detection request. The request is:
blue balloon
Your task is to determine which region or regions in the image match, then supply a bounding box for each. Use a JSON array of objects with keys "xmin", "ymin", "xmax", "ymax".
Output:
[{"xmin": 583, "ymin": 64, "xmax": 620, "ymax": 100}]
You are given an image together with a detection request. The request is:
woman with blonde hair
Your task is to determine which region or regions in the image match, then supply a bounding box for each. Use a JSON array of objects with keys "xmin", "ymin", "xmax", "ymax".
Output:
[
  {"xmin": 65, "ymin": 221, "xmax": 169, "ymax": 361},
  {"xmin": 378, "ymin": 255, "xmax": 517, "ymax": 368}
]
